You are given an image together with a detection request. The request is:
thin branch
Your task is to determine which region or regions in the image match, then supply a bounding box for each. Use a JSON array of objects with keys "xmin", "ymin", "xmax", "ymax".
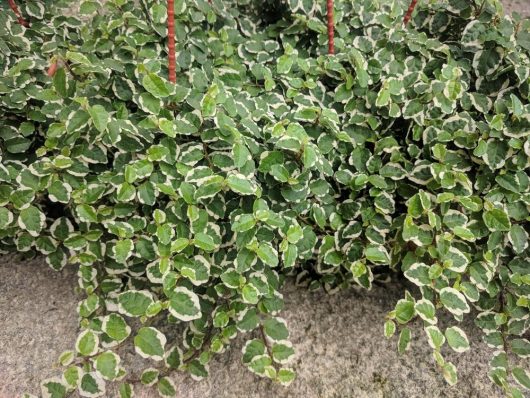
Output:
[
  {"xmin": 167, "ymin": 0, "xmax": 176, "ymax": 83},
  {"xmin": 8, "ymin": 0, "xmax": 29, "ymax": 27},
  {"xmin": 403, "ymin": 0, "xmax": 418, "ymax": 26},
  {"xmin": 327, "ymin": 0, "xmax": 334, "ymax": 54}
]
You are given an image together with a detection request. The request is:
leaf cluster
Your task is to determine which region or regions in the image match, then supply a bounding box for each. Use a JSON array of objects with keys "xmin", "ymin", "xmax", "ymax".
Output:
[{"xmin": 1, "ymin": 0, "xmax": 529, "ymax": 397}]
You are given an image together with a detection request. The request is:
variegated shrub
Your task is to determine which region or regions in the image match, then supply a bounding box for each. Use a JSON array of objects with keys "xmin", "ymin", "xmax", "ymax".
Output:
[{"xmin": 1, "ymin": 0, "xmax": 529, "ymax": 397}]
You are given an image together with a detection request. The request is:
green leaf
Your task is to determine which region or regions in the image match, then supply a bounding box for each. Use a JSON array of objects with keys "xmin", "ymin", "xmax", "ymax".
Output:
[
  {"xmin": 425, "ymin": 325, "xmax": 445, "ymax": 349},
  {"xmin": 442, "ymin": 362, "xmax": 458, "ymax": 386},
  {"xmin": 194, "ymin": 232, "xmax": 217, "ymax": 251},
  {"xmin": 439, "ymin": 287, "xmax": 470, "ymax": 316},
  {"xmin": 142, "ymin": 73, "xmax": 171, "ymax": 98},
  {"xmin": 415, "ymin": 299, "xmax": 437, "ymax": 324},
  {"xmin": 75, "ymin": 329, "xmax": 99, "ymax": 356},
  {"xmin": 79, "ymin": 372, "xmax": 106, "ymax": 397},
  {"xmin": 445, "ymin": 326, "xmax": 470, "ymax": 353},
  {"xmin": 257, "ymin": 243, "xmax": 279, "ymax": 267},
  {"xmin": 18, "ymin": 205, "xmax": 46, "ymax": 237},
  {"xmin": 134, "ymin": 327, "xmax": 166, "ymax": 361},
  {"xmin": 141, "ymin": 368, "xmax": 160, "ymax": 386},
  {"xmin": 512, "ymin": 339, "xmax": 530, "ymax": 358},
  {"xmin": 226, "ymin": 173, "xmax": 258, "ymax": 195},
  {"xmin": 158, "ymin": 377, "xmax": 177, "ymax": 397},
  {"xmin": 102, "ymin": 314, "xmax": 130, "ymax": 342},
  {"xmin": 76, "ymin": 204, "xmax": 98, "ymax": 223},
  {"xmin": 398, "ymin": 327, "xmax": 411, "ymax": 354},
  {"xmin": 263, "ymin": 318, "xmax": 289, "ymax": 341},
  {"xmin": 88, "ymin": 105, "xmax": 110, "ymax": 133},
  {"xmin": 94, "ymin": 351, "xmax": 120, "ymax": 380},
  {"xmin": 508, "ymin": 225, "xmax": 528, "ymax": 254},
  {"xmin": 483, "ymin": 208, "xmax": 511, "ymax": 232},
  {"xmin": 118, "ymin": 290, "xmax": 154, "ymax": 317},
  {"xmin": 168, "ymin": 286, "xmax": 202, "ymax": 321},
  {"xmin": 40, "ymin": 378, "xmax": 67, "ymax": 398},
  {"xmin": 365, "ymin": 245, "xmax": 390, "ymax": 264},
  {"xmin": 512, "ymin": 367, "xmax": 530, "ymax": 390},
  {"xmin": 276, "ymin": 368, "xmax": 296, "ymax": 386},
  {"xmin": 394, "ymin": 299, "xmax": 415, "ymax": 324}
]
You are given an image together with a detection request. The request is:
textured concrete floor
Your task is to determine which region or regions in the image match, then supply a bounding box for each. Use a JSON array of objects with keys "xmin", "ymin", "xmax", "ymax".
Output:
[
  {"xmin": 0, "ymin": 257, "xmax": 503, "ymax": 398},
  {"xmin": 1, "ymin": 1, "xmax": 528, "ymax": 397}
]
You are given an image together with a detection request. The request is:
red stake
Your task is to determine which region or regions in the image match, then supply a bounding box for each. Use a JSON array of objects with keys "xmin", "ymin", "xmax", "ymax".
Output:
[
  {"xmin": 47, "ymin": 61, "xmax": 58, "ymax": 77},
  {"xmin": 403, "ymin": 0, "xmax": 418, "ymax": 26},
  {"xmin": 327, "ymin": 0, "xmax": 334, "ymax": 54},
  {"xmin": 8, "ymin": 0, "xmax": 29, "ymax": 27},
  {"xmin": 167, "ymin": 0, "xmax": 176, "ymax": 83}
]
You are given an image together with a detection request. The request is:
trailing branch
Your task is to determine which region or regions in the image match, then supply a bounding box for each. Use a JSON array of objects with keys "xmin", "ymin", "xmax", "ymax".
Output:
[
  {"xmin": 327, "ymin": 0, "xmax": 334, "ymax": 54},
  {"xmin": 403, "ymin": 0, "xmax": 418, "ymax": 26},
  {"xmin": 8, "ymin": 0, "xmax": 29, "ymax": 27},
  {"xmin": 167, "ymin": 0, "xmax": 176, "ymax": 83}
]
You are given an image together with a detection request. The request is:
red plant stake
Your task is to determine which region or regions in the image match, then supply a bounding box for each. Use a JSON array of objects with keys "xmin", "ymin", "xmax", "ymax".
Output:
[
  {"xmin": 167, "ymin": 0, "xmax": 176, "ymax": 83},
  {"xmin": 327, "ymin": 0, "xmax": 334, "ymax": 54},
  {"xmin": 47, "ymin": 61, "xmax": 58, "ymax": 77},
  {"xmin": 403, "ymin": 0, "xmax": 418, "ymax": 26},
  {"xmin": 8, "ymin": 0, "xmax": 29, "ymax": 27}
]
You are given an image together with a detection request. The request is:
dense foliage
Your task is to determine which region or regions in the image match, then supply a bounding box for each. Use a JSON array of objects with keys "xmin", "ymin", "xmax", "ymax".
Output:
[{"xmin": 1, "ymin": 0, "xmax": 530, "ymax": 397}]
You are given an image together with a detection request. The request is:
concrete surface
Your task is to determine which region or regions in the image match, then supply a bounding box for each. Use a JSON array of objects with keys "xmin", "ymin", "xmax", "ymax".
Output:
[
  {"xmin": 0, "ymin": 257, "xmax": 503, "ymax": 398},
  {"xmin": 1, "ymin": 1, "xmax": 528, "ymax": 397}
]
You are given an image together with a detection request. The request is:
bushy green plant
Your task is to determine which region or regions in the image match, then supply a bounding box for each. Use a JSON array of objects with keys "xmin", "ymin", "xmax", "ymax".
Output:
[{"xmin": 1, "ymin": 0, "xmax": 529, "ymax": 397}]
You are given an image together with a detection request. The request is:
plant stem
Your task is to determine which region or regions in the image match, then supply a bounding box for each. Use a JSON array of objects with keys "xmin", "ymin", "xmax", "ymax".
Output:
[
  {"xmin": 327, "ymin": 0, "xmax": 334, "ymax": 54},
  {"xmin": 8, "ymin": 0, "xmax": 29, "ymax": 27},
  {"xmin": 403, "ymin": 0, "xmax": 418, "ymax": 26},
  {"xmin": 167, "ymin": 0, "xmax": 176, "ymax": 83}
]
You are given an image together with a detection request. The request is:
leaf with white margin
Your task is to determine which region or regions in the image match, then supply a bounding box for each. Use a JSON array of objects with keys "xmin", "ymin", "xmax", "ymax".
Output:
[
  {"xmin": 508, "ymin": 225, "xmax": 529, "ymax": 254},
  {"xmin": 425, "ymin": 325, "xmax": 445, "ymax": 349},
  {"xmin": 157, "ymin": 377, "xmax": 177, "ymax": 397},
  {"xmin": 48, "ymin": 180, "xmax": 72, "ymax": 203},
  {"xmin": 398, "ymin": 327, "xmax": 411, "ymax": 354},
  {"xmin": 512, "ymin": 367, "xmax": 530, "ymax": 390},
  {"xmin": 444, "ymin": 247, "xmax": 469, "ymax": 273},
  {"xmin": 384, "ymin": 320, "xmax": 396, "ymax": 338},
  {"xmin": 168, "ymin": 286, "xmax": 202, "ymax": 321},
  {"xmin": 41, "ymin": 377, "xmax": 67, "ymax": 398},
  {"xmin": 164, "ymin": 345, "xmax": 183, "ymax": 369},
  {"xmin": 483, "ymin": 208, "xmax": 511, "ymax": 232},
  {"xmin": 140, "ymin": 368, "xmax": 159, "ymax": 386},
  {"xmin": 271, "ymin": 341, "xmax": 295, "ymax": 364},
  {"xmin": 511, "ymin": 339, "xmax": 530, "ymax": 358},
  {"xmin": 445, "ymin": 326, "xmax": 470, "ymax": 353},
  {"xmin": 88, "ymin": 105, "xmax": 110, "ymax": 134},
  {"xmin": 188, "ymin": 359, "xmax": 209, "ymax": 381},
  {"xmin": 277, "ymin": 368, "xmax": 296, "ymax": 386},
  {"xmin": 79, "ymin": 372, "xmax": 106, "ymax": 397},
  {"xmin": 62, "ymin": 366, "xmax": 82, "ymax": 388},
  {"xmin": 76, "ymin": 329, "xmax": 99, "ymax": 356},
  {"xmin": 0, "ymin": 207, "xmax": 13, "ymax": 229},
  {"xmin": 257, "ymin": 243, "xmax": 279, "ymax": 267},
  {"xmin": 415, "ymin": 299, "xmax": 437, "ymax": 325},
  {"xmin": 226, "ymin": 173, "xmax": 259, "ymax": 195},
  {"xmin": 118, "ymin": 290, "xmax": 154, "ymax": 317},
  {"xmin": 118, "ymin": 382, "xmax": 134, "ymax": 398},
  {"xmin": 439, "ymin": 287, "xmax": 470, "ymax": 316},
  {"xmin": 58, "ymin": 350, "xmax": 75, "ymax": 366},
  {"xmin": 134, "ymin": 327, "xmax": 166, "ymax": 361},
  {"xmin": 94, "ymin": 351, "xmax": 121, "ymax": 380},
  {"xmin": 242, "ymin": 339, "xmax": 266, "ymax": 364},
  {"xmin": 18, "ymin": 205, "xmax": 46, "ymax": 237},
  {"xmin": 404, "ymin": 262, "xmax": 431, "ymax": 286},
  {"xmin": 442, "ymin": 362, "xmax": 458, "ymax": 386},
  {"xmin": 263, "ymin": 317, "xmax": 289, "ymax": 341}
]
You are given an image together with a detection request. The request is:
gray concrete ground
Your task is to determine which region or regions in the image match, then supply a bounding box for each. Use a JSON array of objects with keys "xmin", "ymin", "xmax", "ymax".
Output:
[
  {"xmin": 0, "ymin": 257, "xmax": 503, "ymax": 398},
  {"xmin": 1, "ymin": 1, "xmax": 528, "ymax": 397}
]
